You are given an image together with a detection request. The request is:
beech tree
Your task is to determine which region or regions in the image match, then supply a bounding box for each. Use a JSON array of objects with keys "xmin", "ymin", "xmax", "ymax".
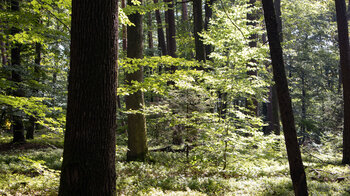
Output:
[
  {"xmin": 58, "ymin": 0, "xmax": 118, "ymax": 194},
  {"xmin": 126, "ymin": 0, "xmax": 148, "ymax": 161},
  {"xmin": 335, "ymin": 0, "xmax": 350, "ymax": 164},
  {"xmin": 193, "ymin": 0, "xmax": 205, "ymax": 62},
  {"xmin": 262, "ymin": 0, "xmax": 308, "ymax": 195}
]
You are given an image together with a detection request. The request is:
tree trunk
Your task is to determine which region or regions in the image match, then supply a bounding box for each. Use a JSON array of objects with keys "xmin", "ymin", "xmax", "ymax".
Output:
[
  {"xmin": 122, "ymin": 0, "xmax": 127, "ymax": 51},
  {"xmin": 26, "ymin": 42, "xmax": 41, "ymax": 140},
  {"xmin": 164, "ymin": 0, "xmax": 176, "ymax": 57},
  {"xmin": 204, "ymin": 0, "xmax": 215, "ymax": 59},
  {"xmin": 181, "ymin": 0, "xmax": 188, "ymax": 21},
  {"xmin": 58, "ymin": 0, "xmax": 117, "ymax": 195},
  {"xmin": 246, "ymin": 0, "xmax": 258, "ymax": 116},
  {"xmin": 147, "ymin": 12, "xmax": 154, "ymax": 56},
  {"xmin": 335, "ymin": 0, "xmax": 350, "ymax": 165},
  {"xmin": 126, "ymin": 0, "xmax": 148, "ymax": 161},
  {"xmin": 10, "ymin": 0, "xmax": 25, "ymax": 143},
  {"xmin": 154, "ymin": 0, "xmax": 167, "ymax": 56},
  {"xmin": 193, "ymin": 0, "xmax": 205, "ymax": 62},
  {"xmin": 274, "ymin": 0, "xmax": 282, "ymax": 42},
  {"xmin": 262, "ymin": 0, "xmax": 308, "ymax": 195}
]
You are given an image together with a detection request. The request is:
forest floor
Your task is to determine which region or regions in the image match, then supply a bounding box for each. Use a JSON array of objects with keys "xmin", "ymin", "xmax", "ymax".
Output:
[{"xmin": 0, "ymin": 133, "xmax": 349, "ymax": 195}]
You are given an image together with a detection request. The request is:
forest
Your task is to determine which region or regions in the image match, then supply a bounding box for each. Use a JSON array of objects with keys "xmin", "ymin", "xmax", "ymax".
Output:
[{"xmin": 0, "ymin": 0, "xmax": 350, "ymax": 195}]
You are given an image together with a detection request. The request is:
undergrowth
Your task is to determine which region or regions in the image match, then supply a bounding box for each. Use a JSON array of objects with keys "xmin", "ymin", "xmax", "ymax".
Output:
[{"xmin": 0, "ymin": 133, "xmax": 349, "ymax": 195}]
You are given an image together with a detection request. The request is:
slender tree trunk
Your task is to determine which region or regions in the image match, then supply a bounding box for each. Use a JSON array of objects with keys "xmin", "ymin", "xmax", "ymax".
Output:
[
  {"xmin": 193, "ymin": 0, "xmax": 205, "ymax": 62},
  {"xmin": 262, "ymin": 0, "xmax": 308, "ymax": 195},
  {"xmin": 164, "ymin": 0, "xmax": 176, "ymax": 57},
  {"xmin": 126, "ymin": 0, "xmax": 148, "ymax": 161},
  {"xmin": 147, "ymin": 12, "xmax": 154, "ymax": 56},
  {"xmin": 58, "ymin": 0, "xmax": 118, "ymax": 195},
  {"xmin": 204, "ymin": 0, "xmax": 215, "ymax": 59},
  {"xmin": 181, "ymin": 0, "xmax": 188, "ymax": 21},
  {"xmin": 10, "ymin": 0, "xmax": 25, "ymax": 143},
  {"xmin": 26, "ymin": 42, "xmax": 41, "ymax": 139},
  {"xmin": 246, "ymin": 0, "xmax": 258, "ymax": 115},
  {"xmin": 122, "ymin": 0, "xmax": 127, "ymax": 51},
  {"xmin": 154, "ymin": 0, "xmax": 167, "ymax": 55},
  {"xmin": 300, "ymin": 74, "xmax": 306, "ymax": 142},
  {"xmin": 335, "ymin": 0, "xmax": 350, "ymax": 165}
]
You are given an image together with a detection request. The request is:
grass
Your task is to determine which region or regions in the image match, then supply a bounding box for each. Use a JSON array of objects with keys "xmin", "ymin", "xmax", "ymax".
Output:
[{"xmin": 0, "ymin": 133, "xmax": 349, "ymax": 195}]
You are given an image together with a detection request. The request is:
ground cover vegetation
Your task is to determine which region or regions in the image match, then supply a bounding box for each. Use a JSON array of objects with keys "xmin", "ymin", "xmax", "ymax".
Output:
[{"xmin": 0, "ymin": 0, "xmax": 350, "ymax": 195}]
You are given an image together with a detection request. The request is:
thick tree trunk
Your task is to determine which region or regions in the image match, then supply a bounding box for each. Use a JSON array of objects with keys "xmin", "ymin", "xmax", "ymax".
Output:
[
  {"xmin": 262, "ymin": 0, "xmax": 308, "ymax": 195},
  {"xmin": 193, "ymin": 0, "xmax": 205, "ymax": 62},
  {"xmin": 126, "ymin": 0, "xmax": 148, "ymax": 161},
  {"xmin": 335, "ymin": 0, "xmax": 350, "ymax": 165},
  {"xmin": 10, "ymin": 0, "xmax": 25, "ymax": 143},
  {"xmin": 164, "ymin": 0, "xmax": 176, "ymax": 57},
  {"xmin": 274, "ymin": 0, "xmax": 282, "ymax": 42},
  {"xmin": 154, "ymin": 0, "xmax": 167, "ymax": 55},
  {"xmin": 58, "ymin": 0, "xmax": 117, "ymax": 195},
  {"xmin": 204, "ymin": 0, "xmax": 215, "ymax": 59}
]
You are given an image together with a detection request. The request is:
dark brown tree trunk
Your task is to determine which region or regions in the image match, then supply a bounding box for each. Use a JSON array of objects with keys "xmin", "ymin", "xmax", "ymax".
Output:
[
  {"xmin": 204, "ymin": 0, "xmax": 215, "ymax": 59},
  {"xmin": 262, "ymin": 0, "xmax": 308, "ymax": 195},
  {"xmin": 58, "ymin": 0, "xmax": 118, "ymax": 195},
  {"xmin": 147, "ymin": 12, "xmax": 154, "ymax": 56},
  {"xmin": 193, "ymin": 0, "xmax": 205, "ymax": 62},
  {"xmin": 335, "ymin": 0, "xmax": 350, "ymax": 165},
  {"xmin": 300, "ymin": 74, "xmax": 306, "ymax": 142},
  {"xmin": 274, "ymin": 0, "xmax": 282, "ymax": 42},
  {"xmin": 122, "ymin": 0, "xmax": 127, "ymax": 51},
  {"xmin": 26, "ymin": 42, "xmax": 41, "ymax": 140},
  {"xmin": 181, "ymin": 0, "xmax": 188, "ymax": 21},
  {"xmin": 126, "ymin": 0, "xmax": 148, "ymax": 161},
  {"xmin": 154, "ymin": 0, "xmax": 167, "ymax": 55},
  {"xmin": 164, "ymin": 0, "xmax": 176, "ymax": 57},
  {"xmin": 10, "ymin": 0, "xmax": 25, "ymax": 143},
  {"xmin": 247, "ymin": 0, "xmax": 258, "ymax": 115}
]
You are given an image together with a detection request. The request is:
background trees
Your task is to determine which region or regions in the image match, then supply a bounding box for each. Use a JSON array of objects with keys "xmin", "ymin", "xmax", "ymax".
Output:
[{"xmin": 0, "ymin": 0, "xmax": 349, "ymax": 195}]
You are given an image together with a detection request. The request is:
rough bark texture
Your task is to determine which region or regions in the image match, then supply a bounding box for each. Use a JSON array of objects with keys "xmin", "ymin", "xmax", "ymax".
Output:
[
  {"xmin": 10, "ymin": 0, "xmax": 25, "ymax": 143},
  {"xmin": 274, "ymin": 0, "xmax": 282, "ymax": 42},
  {"xmin": 58, "ymin": 0, "xmax": 118, "ymax": 195},
  {"xmin": 335, "ymin": 0, "xmax": 350, "ymax": 165},
  {"xmin": 126, "ymin": 0, "xmax": 148, "ymax": 162},
  {"xmin": 193, "ymin": 0, "xmax": 205, "ymax": 62},
  {"xmin": 262, "ymin": 0, "xmax": 308, "ymax": 195},
  {"xmin": 204, "ymin": 0, "xmax": 215, "ymax": 59},
  {"xmin": 154, "ymin": 0, "xmax": 167, "ymax": 55},
  {"xmin": 164, "ymin": 0, "xmax": 176, "ymax": 57}
]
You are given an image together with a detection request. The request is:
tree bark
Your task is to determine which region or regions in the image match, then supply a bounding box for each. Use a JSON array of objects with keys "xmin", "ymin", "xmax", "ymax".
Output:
[
  {"xmin": 154, "ymin": 0, "xmax": 167, "ymax": 56},
  {"xmin": 204, "ymin": 0, "xmax": 215, "ymax": 60},
  {"xmin": 10, "ymin": 0, "xmax": 25, "ymax": 143},
  {"xmin": 26, "ymin": 42, "xmax": 41, "ymax": 140},
  {"xmin": 122, "ymin": 0, "xmax": 127, "ymax": 51},
  {"xmin": 335, "ymin": 0, "xmax": 350, "ymax": 165},
  {"xmin": 181, "ymin": 0, "xmax": 188, "ymax": 21},
  {"xmin": 262, "ymin": 0, "xmax": 308, "ymax": 195},
  {"xmin": 147, "ymin": 12, "xmax": 154, "ymax": 56},
  {"xmin": 164, "ymin": 0, "xmax": 177, "ymax": 57},
  {"xmin": 126, "ymin": 0, "xmax": 148, "ymax": 161},
  {"xmin": 58, "ymin": 0, "xmax": 118, "ymax": 195},
  {"xmin": 193, "ymin": 0, "xmax": 205, "ymax": 62}
]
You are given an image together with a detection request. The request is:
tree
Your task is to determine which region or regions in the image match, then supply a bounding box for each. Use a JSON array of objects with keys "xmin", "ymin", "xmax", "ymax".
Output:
[
  {"xmin": 164, "ymin": 0, "xmax": 176, "ymax": 57},
  {"xmin": 204, "ymin": 0, "xmax": 216, "ymax": 60},
  {"xmin": 10, "ymin": 0, "xmax": 25, "ymax": 143},
  {"xmin": 58, "ymin": 0, "xmax": 118, "ymax": 194},
  {"xmin": 335, "ymin": 0, "xmax": 350, "ymax": 164},
  {"xmin": 262, "ymin": 0, "xmax": 308, "ymax": 195},
  {"xmin": 193, "ymin": 0, "xmax": 205, "ymax": 62},
  {"xmin": 126, "ymin": 0, "xmax": 148, "ymax": 161},
  {"xmin": 154, "ymin": 0, "xmax": 167, "ymax": 55}
]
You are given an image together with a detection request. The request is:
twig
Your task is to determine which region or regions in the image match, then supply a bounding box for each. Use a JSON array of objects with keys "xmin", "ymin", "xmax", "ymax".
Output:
[
  {"xmin": 218, "ymin": 0, "xmax": 246, "ymax": 39},
  {"xmin": 36, "ymin": 0, "xmax": 71, "ymax": 32}
]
